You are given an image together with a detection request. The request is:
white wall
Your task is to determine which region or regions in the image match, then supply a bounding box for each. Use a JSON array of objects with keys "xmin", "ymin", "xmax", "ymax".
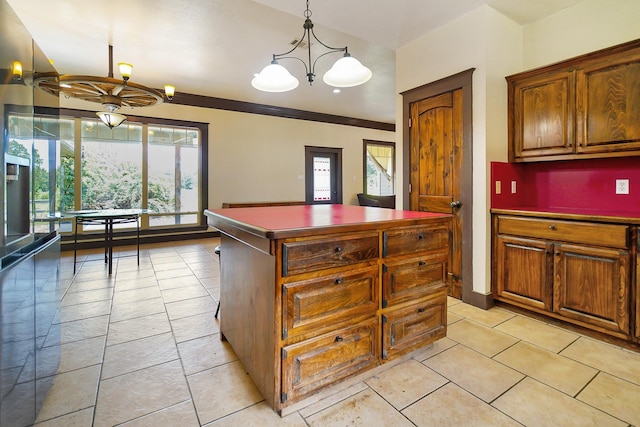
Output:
[
  {"xmin": 523, "ymin": 0, "xmax": 640, "ymax": 69},
  {"xmin": 60, "ymin": 97, "xmax": 395, "ymax": 209}
]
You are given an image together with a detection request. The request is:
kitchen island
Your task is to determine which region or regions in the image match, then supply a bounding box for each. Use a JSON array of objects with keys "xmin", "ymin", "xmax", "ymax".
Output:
[{"xmin": 204, "ymin": 204, "xmax": 451, "ymax": 414}]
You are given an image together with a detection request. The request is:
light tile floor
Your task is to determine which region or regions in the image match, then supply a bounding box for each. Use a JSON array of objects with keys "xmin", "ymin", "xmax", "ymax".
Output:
[{"xmin": 31, "ymin": 238, "xmax": 640, "ymax": 426}]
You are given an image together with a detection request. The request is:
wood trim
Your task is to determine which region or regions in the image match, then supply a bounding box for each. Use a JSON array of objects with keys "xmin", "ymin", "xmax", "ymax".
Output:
[
  {"xmin": 55, "ymin": 91, "xmax": 394, "ymax": 133},
  {"xmin": 506, "ymin": 38, "xmax": 640, "ymax": 82},
  {"xmin": 170, "ymin": 92, "xmax": 395, "ymax": 132},
  {"xmin": 401, "ymin": 68, "xmax": 476, "ymax": 305}
]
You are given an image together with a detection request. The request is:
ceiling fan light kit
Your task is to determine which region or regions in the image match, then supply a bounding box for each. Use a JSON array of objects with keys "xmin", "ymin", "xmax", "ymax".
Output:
[{"xmin": 35, "ymin": 45, "xmax": 175, "ymax": 128}]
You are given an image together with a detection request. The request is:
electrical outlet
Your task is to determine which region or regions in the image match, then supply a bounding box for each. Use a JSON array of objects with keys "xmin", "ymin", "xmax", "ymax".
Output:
[
  {"xmin": 495, "ymin": 180, "xmax": 502, "ymax": 195},
  {"xmin": 616, "ymin": 179, "xmax": 629, "ymax": 194},
  {"xmin": 511, "ymin": 180, "xmax": 517, "ymax": 194}
]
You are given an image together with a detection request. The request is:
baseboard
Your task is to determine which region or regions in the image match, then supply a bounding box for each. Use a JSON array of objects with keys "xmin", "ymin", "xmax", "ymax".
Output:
[{"xmin": 462, "ymin": 290, "xmax": 494, "ymax": 310}]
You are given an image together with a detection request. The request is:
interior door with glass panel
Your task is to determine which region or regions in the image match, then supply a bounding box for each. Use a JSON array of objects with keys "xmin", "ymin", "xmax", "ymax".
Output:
[{"xmin": 305, "ymin": 146, "xmax": 342, "ymax": 204}]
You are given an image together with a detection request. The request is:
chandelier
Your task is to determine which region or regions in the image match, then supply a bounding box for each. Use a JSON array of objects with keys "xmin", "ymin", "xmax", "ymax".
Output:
[
  {"xmin": 35, "ymin": 45, "xmax": 175, "ymax": 128},
  {"xmin": 251, "ymin": 0, "xmax": 372, "ymax": 92}
]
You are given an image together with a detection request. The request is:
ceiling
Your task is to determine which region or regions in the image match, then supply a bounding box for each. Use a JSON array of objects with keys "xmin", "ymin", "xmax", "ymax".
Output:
[{"xmin": 8, "ymin": 0, "xmax": 582, "ymax": 124}]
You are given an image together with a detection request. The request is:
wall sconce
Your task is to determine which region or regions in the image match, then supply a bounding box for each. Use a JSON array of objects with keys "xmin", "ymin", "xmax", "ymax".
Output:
[{"xmin": 12, "ymin": 61, "xmax": 23, "ymax": 80}]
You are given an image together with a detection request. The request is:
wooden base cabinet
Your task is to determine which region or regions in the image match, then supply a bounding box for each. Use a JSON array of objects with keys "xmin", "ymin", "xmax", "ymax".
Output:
[
  {"xmin": 493, "ymin": 214, "xmax": 632, "ymax": 339},
  {"xmin": 205, "ymin": 206, "xmax": 451, "ymax": 415}
]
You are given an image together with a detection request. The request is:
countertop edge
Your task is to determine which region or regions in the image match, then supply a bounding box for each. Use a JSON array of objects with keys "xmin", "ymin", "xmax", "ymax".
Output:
[
  {"xmin": 204, "ymin": 207, "xmax": 452, "ymax": 240},
  {"xmin": 490, "ymin": 208, "xmax": 640, "ymax": 225}
]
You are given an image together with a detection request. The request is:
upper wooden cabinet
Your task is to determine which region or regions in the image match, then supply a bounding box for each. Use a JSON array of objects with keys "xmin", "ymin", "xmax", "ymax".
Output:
[
  {"xmin": 507, "ymin": 39, "xmax": 640, "ymax": 162},
  {"xmin": 509, "ymin": 70, "xmax": 575, "ymax": 159},
  {"xmin": 576, "ymin": 53, "xmax": 640, "ymax": 154}
]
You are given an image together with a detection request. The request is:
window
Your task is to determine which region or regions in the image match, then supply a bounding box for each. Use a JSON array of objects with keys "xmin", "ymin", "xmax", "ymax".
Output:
[
  {"xmin": 147, "ymin": 125, "xmax": 200, "ymax": 226},
  {"xmin": 363, "ymin": 140, "xmax": 395, "ymax": 196},
  {"xmin": 15, "ymin": 111, "xmax": 208, "ymax": 235}
]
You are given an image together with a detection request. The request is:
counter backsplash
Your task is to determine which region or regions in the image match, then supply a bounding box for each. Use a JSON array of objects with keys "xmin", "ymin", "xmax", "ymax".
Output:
[{"xmin": 491, "ymin": 157, "xmax": 640, "ymax": 217}]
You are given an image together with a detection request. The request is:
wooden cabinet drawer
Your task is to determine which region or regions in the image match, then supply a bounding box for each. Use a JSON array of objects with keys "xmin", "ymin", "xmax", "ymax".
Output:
[
  {"xmin": 282, "ymin": 233, "xmax": 379, "ymax": 276},
  {"xmin": 282, "ymin": 266, "xmax": 379, "ymax": 339},
  {"xmin": 382, "ymin": 290, "xmax": 446, "ymax": 361},
  {"xmin": 281, "ymin": 317, "xmax": 379, "ymax": 403},
  {"xmin": 382, "ymin": 251, "xmax": 448, "ymax": 308},
  {"xmin": 497, "ymin": 215, "xmax": 629, "ymax": 249},
  {"xmin": 383, "ymin": 224, "xmax": 449, "ymax": 258}
]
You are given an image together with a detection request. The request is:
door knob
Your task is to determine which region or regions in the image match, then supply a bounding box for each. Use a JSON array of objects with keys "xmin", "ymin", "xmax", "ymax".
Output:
[{"xmin": 450, "ymin": 200, "xmax": 462, "ymax": 209}]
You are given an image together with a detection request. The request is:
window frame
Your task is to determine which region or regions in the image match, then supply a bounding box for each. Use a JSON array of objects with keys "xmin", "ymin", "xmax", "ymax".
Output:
[
  {"xmin": 304, "ymin": 146, "xmax": 343, "ymax": 204},
  {"xmin": 35, "ymin": 107, "xmax": 209, "ymax": 231},
  {"xmin": 363, "ymin": 139, "xmax": 395, "ymax": 196}
]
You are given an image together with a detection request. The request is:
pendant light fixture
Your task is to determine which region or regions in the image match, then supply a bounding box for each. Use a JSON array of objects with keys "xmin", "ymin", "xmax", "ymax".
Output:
[
  {"xmin": 251, "ymin": 0, "xmax": 372, "ymax": 92},
  {"xmin": 35, "ymin": 45, "xmax": 175, "ymax": 128}
]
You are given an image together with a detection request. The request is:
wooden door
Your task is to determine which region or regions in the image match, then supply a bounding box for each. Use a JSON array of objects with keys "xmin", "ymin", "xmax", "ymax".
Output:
[
  {"xmin": 508, "ymin": 70, "xmax": 575, "ymax": 160},
  {"xmin": 409, "ymin": 90, "xmax": 463, "ymax": 298},
  {"xmin": 494, "ymin": 234, "xmax": 553, "ymax": 311},
  {"xmin": 576, "ymin": 53, "xmax": 640, "ymax": 154},
  {"xmin": 305, "ymin": 146, "xmax": 343, "ymax": 204},
  {"xmin": 553, "ymin": 242, "xmax": 630, "ymax": 337}
]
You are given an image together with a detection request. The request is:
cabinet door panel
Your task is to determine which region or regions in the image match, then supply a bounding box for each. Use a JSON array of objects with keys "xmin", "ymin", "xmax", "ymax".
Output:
[
  {"xmin": 282, "ymin": 266, "xmax": 378, "ymax": 339},
  {"xmin": 510, "ymin": 71, "xmax": 575, "ymax": 160},
  {"xmin": 577, "ymin": 57, "xmax": 640, "ymax": 153},
  {"xmin": 495, "ymin": 235, "xmax": 552, "ymax": 311},
  {"xmin": 282, "ymin": 233, "xmax": 379, "ymax": 276},
  {"xmin": 382, "ymin": 290, "xmax": 446, "ymax": 361},
  {"xmin": 637, "ymin": 252, "xmax": 640, "ymax": 340},
  {"xmin": 383, "ymin": 224, "xmax": 449, "ymax": 259},
  {"xmin": 382, "ymin": 251, "xmax": 447, "ymax": 308},
  {"xmin": 553, "ymin": 243, "xmax": 630, "ymax": 336},
  {"xmin": 281, "ymin": 318, "xmax": 379, "ymax": 403}
]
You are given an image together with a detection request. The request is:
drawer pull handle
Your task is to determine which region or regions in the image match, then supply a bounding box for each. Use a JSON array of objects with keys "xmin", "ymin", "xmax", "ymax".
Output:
[
  {"xmin": 335, "ymin": 246, "xmax": 343, "ymax": 253},
  {"xmin": 549, "ymin": 225, "xmax": 557, "ymax": 231},
  {"xmin": 335, "ymin": 278, "xmax": 343, "ymax": 284},
  {"xmin": 417, "ymin": 234, "xmax": 425, "ymax": 240},
  {"xmin": 334, "ymin": 336, "xmax": 343, "ymax": 342},
  {"xmin": 418, "ymin": 261, "xmax": 426, "ymax": 266},
  {"xmin": 417, "ymin": 308, "xmax": 425, "ymax": 313}
]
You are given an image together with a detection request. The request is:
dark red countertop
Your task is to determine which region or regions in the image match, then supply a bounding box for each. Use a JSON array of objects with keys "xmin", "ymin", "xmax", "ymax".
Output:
[{"xmin": 205, "ymin": 204, "xmax": 451, "ymax": 240}]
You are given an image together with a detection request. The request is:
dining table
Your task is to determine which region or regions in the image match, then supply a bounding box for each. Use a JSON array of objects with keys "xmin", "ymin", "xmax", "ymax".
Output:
[{"xmin": 65, "ymin": 209, "xmax": 148, "ymax": 274}]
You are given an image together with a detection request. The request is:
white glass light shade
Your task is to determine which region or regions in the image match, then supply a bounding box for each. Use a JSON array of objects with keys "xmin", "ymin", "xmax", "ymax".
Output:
[
  {"xmin": 118, "ymin": 62, "xmax": 133, "ymax": 79},
  {"xmin": 164, "ymin": 84, "xmax": 175, "ymax": 99},
  {"xmin": 251, "ymin": 63, "xmax": 299, "ymax": 92},
  {"xmin": 323, "ymin": 55, "xmax": 372, "ymax": 88},
  {"xmin": 96, "ymin": 111, "xmax": 126, "ymax": 128},
  {"xmin": 12, "ymin": 61, "xmax": 23, "ymax": 80}
]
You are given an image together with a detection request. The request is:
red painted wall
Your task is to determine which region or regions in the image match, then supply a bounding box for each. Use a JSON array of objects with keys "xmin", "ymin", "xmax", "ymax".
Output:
[{"xmin": 491, "ymin": 157, "xmax": 640, "ymax": 217}]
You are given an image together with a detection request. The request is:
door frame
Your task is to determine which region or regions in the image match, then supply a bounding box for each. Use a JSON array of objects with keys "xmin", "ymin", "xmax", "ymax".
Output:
[
  {"xmin": 304, "ymin": 146, "xmax": 343, "ymax": 204},
  {"xmin": 401, "ymin": 68, "xmax": 489, "ymax": 309}
]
